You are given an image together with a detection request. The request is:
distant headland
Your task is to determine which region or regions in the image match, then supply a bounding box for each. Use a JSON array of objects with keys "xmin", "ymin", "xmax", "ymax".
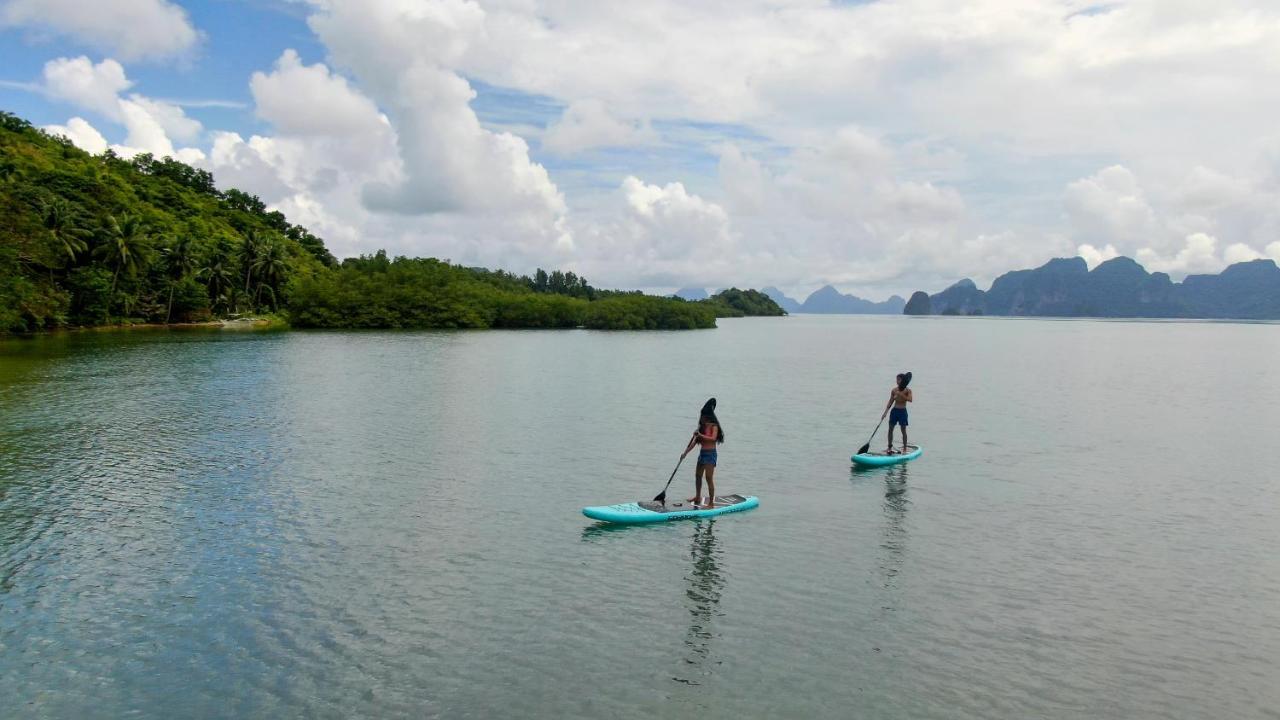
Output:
[{"xmin": 903, "ymin": 256, "xmax": 1280, "ymax": 320}]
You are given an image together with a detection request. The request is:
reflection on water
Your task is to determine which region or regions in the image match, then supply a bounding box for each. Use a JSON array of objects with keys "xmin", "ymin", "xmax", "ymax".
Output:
[
  {"xmin": 578, "ymin": 520, "xmax": 638, "ymax": 542},
  {"xmin": 849, "ymin": 462, "xmax": 912, "ymax": 591},
  {"xmin": 674, "ymin": 519, "xmax": 723, "ymax": 686},
  {"xmin": 879, "ymin": 464, "xmax": 910, "ymax": 589}
]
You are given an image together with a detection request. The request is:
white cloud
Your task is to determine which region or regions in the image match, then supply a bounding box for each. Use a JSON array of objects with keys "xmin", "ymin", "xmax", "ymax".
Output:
[
  {"xmin": 1173, "ymin": 166, "xmax": 1252, "ymax": 211},
  {"xmin": 1136, "ymin": 232, "xmax": 1222, "ymax": 275},
  {"xmin": 38, "ymin": 56, "xmax": 205, "ymax": 162},
  {"xmin": 303, "ymin": 0, "xmax": 569, "ymax": 258},
  {"xmin": 1064, "ymin": 161, "xmax": 1280, "ymax": 278},
  {"xmin": 1223, "ymin": 242, "xmax": 1263, "ymax": 265},
  {"xmin": 698, "ymin": 131, "xmax": 1002, "ymax": 293},
  {"xmin": 203, "ymin": 52, "xmax": 403, "ymax": 258},
  {"xmin": 564, "ymin": 177, "xmax": 737, "ymax": 287},
  {"xmin": 41, "ymin": 56, "xmax": 131, "ymax": 118},
  {"xmin": 0, "ymin": 0, "xmax": 199, "ymax": 61},
  {"xmin": 43, "ymin": 117, "xmax": 108, "ymax": 154},
  {"xmin": 250, "ymin": 50, "xmax": 386, "ymax": 137},
  {"xmin": 1077, "ymin": 243, "xmax": 1120, "ymax": 269},
  {"xmin": 1065, "ymin": 165, "xmax": 1159, "ymax": 248},
  {"xmin": 542, "ymin": 100, "xmax": 656, "ymax": 155},
  {"xmin": 127, "ymin": 95, "xmax": 202, "ymax": 143}
]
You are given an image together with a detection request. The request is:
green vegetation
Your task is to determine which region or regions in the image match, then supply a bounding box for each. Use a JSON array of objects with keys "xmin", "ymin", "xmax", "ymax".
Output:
[
  {"xmin": 1, "ymin": 110, "xmax": 332, "ymax": 333},
  {"xmin": 702, "ymin": 288, "xmax": 786, "ymax": 317},
  {"xmin": 288, "ymin": 253, "xmax": 718, "ymax": 330},
  {"xmin": 2, "ymin": 109, "xmax": 780, "ymax": 334}
]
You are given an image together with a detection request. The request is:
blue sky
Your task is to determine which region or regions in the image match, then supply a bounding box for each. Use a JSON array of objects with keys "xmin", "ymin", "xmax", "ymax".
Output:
[{"xmin": 3, "ymin": 0, "xmax": 1279, "ymax": 296}]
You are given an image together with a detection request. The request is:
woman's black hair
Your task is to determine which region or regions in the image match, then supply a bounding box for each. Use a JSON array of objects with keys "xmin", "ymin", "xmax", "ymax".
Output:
[
  {"xmin": 699, "ymin": 397, "xmax": 725, "ymax": 444},
  {"xmin": 897, "ymin": 372, "xmax": 912, "ymax": 391}
]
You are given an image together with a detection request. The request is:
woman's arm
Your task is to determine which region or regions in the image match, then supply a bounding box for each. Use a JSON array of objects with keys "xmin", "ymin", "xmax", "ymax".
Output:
[
  {"xmin": 905, "ymin": 389, "xmax": 913, "ymax": 403},
  {"xmin": 682, "ymin": 431, "xmax": 699, "ymax": 456}
]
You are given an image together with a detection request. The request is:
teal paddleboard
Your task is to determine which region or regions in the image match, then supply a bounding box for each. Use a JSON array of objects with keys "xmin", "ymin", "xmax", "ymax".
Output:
[
  {"xmin": 851, "ymin": 444, "xmax": 923, "ymax": 466},
  {"xmin": 583, "ymin": 494, "xmax": 759, "ymax": 524}
]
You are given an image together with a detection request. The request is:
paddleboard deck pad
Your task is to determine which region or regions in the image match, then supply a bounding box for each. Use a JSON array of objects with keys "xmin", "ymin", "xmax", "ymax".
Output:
[
  {"xmin": 852, "ymin": 445, "xmax": 923, "ymax": 466},
  {"xmin": 583, "ymin": 494, "xmax": 759, "ymax": 524}
]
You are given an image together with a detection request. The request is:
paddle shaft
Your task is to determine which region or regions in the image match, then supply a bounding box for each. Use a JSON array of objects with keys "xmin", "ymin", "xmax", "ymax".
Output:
[
  {"xmin": 654, "ymin": 432, "xmax": 698, "ymax": 504},
  {"xmin": 857, "ymin": 410, "xmax": 890, "ymax": 456}
]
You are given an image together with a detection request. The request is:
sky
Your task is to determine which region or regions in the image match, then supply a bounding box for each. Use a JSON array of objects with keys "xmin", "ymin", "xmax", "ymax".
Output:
[{"xmin": 4, "ymin": 0, "xmax": 1280, "ymax": 299}]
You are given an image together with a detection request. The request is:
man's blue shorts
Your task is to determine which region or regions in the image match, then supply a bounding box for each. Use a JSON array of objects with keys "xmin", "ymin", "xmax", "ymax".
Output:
[
  {"xmin": 889, "ymin": 407, "xmax": 909, "ymax": 427},
  {"xmin": 697, "ymin": 449, "xmax": 718, "ymax": 466}
]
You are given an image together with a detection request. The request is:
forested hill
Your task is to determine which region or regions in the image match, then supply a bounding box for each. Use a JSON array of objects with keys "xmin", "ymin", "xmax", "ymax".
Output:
[
  {"xmin": 1, "ymin": 110, "xmax": 334, "ymax": 333},
  {"xmin": 0, "ymin": 110, "xmax": 779, "ymax": 333}
]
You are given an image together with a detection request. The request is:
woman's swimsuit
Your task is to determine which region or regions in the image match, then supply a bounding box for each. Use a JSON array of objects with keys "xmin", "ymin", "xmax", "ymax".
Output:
[{"xmin": 696, "ymin": 424, "xmax": 718, "ymax": 465}]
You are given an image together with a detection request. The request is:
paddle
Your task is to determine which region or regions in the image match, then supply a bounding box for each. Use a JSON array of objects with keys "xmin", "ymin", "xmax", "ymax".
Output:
[
  {"xmin": 857, "ymin": 371, "xmax": 912, "ymax": 455},
  {"xmin": 855, "ymin": 413, "xmax": 888, "ymax": 456},
  {"xmin": 653, "ymin": 433, "xmax": 697, "ymax": 505}
]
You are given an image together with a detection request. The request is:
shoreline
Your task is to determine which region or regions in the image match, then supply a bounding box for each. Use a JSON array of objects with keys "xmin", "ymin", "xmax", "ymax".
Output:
[{"xmin": 2, "ymin": 317, "xmax": 282, "ymax": 339}]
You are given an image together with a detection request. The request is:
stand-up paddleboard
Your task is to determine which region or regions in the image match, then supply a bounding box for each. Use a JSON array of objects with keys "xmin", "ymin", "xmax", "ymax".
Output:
[
  {"xmin": 583, "ymin": 494, "xmax": 759, "ymax": 524},
  {"xmin": 852, "ymin": 445, "xmax": 922, "ymax": 467}
]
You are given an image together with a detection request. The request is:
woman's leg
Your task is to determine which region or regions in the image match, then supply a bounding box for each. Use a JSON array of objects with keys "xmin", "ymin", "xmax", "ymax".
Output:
[
  {"xmin": 902, "ymin": 424, "xmax": 908, "ymax": 450},
  {"xmin": 886, "ymin": 423, "xmax": 896, "ymax": 452},
  {"xmin": 704, "ymin": 465, "xmax": 716, "ymax": 507},
  {"xmin": 689, "ymin": 463, "xmax": 705, "ymax": 504}
]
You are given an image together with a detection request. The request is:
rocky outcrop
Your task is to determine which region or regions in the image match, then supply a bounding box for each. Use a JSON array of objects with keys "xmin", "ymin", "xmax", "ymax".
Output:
[
  {"xmin": 903, "ymin": 291, "xmax": 932, "ymax": 315},
  {"xmin": 930, "ymin": 279, "xmax": 986, "ymax": 315}
]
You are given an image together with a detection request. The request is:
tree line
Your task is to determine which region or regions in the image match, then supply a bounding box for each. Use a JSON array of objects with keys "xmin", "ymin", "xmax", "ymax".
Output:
[{"xmin": 289, "ymin": 253, "xmax": 724, "ymax": 330}]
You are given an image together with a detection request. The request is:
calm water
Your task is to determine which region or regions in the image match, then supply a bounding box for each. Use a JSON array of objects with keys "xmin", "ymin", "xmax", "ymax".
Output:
[{"xmin": 2, "ymin": 317, "xmax": 1279, "ymax": 719}]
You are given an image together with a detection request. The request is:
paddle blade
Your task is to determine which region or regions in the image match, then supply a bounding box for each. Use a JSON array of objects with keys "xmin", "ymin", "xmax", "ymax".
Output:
[
  {"xmin": 856, "ymin": 442, "xmax": 870, "ymax": 456},
  {"xmin": 653, "ymin": 490, "xmax": 667, "ymax": 504}
]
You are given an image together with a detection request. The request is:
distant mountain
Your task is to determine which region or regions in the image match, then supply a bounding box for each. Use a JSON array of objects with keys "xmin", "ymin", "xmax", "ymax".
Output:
[
  {"xmin": 798, "ymin": 285, "xmax": 906, "ymax": 314},
  {"xmin": 908, "ymin": 256, "xmax": 1280, "ymax": 319},
  {"xmin": 761, "ymin": 286, "xmax": 802, "ymax": 314},
  {"xmin": 903, "ymin": 291, "xmax": 932, "ymax": 315},
  {"xmin": 674, "ymin": 287, "xmax": 709, "ymax": 301},
  {"xmin": 931, "ymin": 278, "xmax": 986, "ymax": 315}
]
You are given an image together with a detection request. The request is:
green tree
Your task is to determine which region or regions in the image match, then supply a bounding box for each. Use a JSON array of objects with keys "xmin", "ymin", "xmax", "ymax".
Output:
[
  {"xmin": 94, "ymin": 213, "xmax": 150, "ymax": 293},
  {"xmin": 159, "ymin": 236, "xmax": 198, "ymax": 322},
  {"xmin": 202, "ymin": 250, "xmax": 235, "ymax": 314},
  {"xmin": 240, "ymin": 229, "xmax": 265, "ymax": 294},
  {"xmin": 251, "ymin": 236, "xmax": 288, "ymax": 309},
  {"xmin": 42, "ymin": 198, "xmax": 90, "ymax": 264}
]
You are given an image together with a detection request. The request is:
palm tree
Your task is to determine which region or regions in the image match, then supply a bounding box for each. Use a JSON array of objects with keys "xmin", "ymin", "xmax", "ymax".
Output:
[
  {"xmin": 94, "ymin": 213, "xmax": 149, "ymax": 293},
  {"xmin": 241, "ymin": 229, "xmax": 264, "ymax": 294},
  {"xmin": 202, "ymin": 254, "xmax": 235, "ymax": 315},
  {"xmin": 251, "ymin": 237, "xmax": 289, "ymax": 310},
  {"xmin": 159, "ymin": 236, "xmax": 198, "ymax": 323},
  {"xmin": 42, "ymin": 199, "xmax": 90, "ymax": 263}
]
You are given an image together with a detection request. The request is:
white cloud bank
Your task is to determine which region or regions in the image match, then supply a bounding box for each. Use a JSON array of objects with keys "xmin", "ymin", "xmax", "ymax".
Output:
[
  {"xmin": 39, "ymin": 56, "xmax": 205, "ymax": 163},
  {"xmin": 0, "ymin": 0, "xmax": 199, "ymax": 61},
  {"xmin": 542, "ymin": 100, "xmax": 656, "ymax": 155},
  {"xmin": 1066, "ymin": 162, "xmax": 1280, "ymax": 279}
]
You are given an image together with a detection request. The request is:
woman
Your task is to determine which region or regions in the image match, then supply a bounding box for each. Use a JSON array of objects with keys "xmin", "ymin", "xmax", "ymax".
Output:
[
  {"xmin": 682, "ymin": 398, "xmax": 725, "ymax": 508},
  {"xmin": 883, "ymin": 372, "xmax": 913, "ymax": 454}
]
